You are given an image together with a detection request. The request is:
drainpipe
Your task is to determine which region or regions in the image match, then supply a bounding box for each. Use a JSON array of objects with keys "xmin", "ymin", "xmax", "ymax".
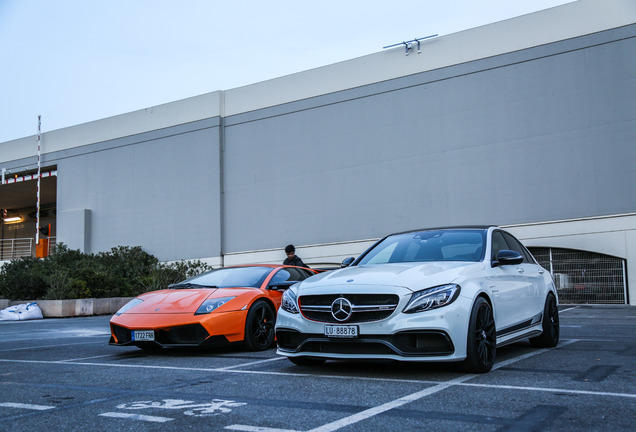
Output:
[{"xmin": 218, "ymin": 91, "xmax": 226, "ymax": 268}]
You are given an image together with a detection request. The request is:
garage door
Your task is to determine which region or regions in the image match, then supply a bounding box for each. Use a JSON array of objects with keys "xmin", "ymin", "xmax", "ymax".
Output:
[{"xmin": 528, "ymin": 247, "xmax": 627, "ymax": 305}]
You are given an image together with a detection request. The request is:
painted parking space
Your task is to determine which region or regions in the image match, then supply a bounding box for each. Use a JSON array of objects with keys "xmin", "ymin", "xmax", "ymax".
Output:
[
  {"xmin": 0, "ymin": 402, "xmax": 55, "ymax": 411},
  {"xmin": 0, "ymin": 307, "xmax": 634, "ymax": 430}
]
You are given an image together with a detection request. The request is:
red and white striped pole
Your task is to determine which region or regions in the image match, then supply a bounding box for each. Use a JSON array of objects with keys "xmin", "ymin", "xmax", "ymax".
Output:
[{"xmin": 36, "ymin": 115, "xmax": 41, "ymax": 244}]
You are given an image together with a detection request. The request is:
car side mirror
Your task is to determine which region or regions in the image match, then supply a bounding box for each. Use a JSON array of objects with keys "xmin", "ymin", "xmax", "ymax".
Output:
[
  {"xmin": 493, "ymin": 250, "xmax": 524, "ymax": 267},
  {"xmin": 267, "ymin": 281, "xmax": 297, "ymax": 290},
  {"xmin": 341, "ymin": 257, "xmax": 355, "ymax": 268}
]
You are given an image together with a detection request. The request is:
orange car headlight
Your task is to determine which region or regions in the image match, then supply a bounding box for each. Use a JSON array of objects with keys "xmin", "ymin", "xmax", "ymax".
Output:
[
  {"xmin": 195, "ymin": 296, "xmax": 236, "ymax": 315},
  {"xmin": 115, "ymin": 298, "xmax": 143, "ymax": 316}
]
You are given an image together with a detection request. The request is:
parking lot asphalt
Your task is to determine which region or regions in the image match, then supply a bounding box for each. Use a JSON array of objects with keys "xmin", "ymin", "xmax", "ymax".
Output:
[{"xmin": 0, "ymin": 305, "xmax": 634, "ymax": 431}]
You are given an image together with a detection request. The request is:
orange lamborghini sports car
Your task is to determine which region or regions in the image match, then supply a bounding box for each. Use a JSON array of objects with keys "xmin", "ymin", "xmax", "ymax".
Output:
[{"xmin": 109, "ymin": 265, "xmax": 318, "ymax": 351}]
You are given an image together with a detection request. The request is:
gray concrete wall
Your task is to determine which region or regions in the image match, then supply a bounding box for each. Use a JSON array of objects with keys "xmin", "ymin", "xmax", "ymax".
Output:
[
  {"xmin": 55, "ymin": 119, "xmax": 222, "ymax": 260},
  {"xmin": 1, "ymin": 9, "xmax": 634, "ymax": 266},
  {"xmin": 222, "ymin": 24, "xmax": 636, "ymax": 253}
]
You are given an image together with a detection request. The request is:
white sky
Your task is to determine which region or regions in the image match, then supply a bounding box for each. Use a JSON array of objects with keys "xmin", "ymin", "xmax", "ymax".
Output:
[{"xmin": 0, "ymin": 0, "xmax": 574, "ymax": 143}]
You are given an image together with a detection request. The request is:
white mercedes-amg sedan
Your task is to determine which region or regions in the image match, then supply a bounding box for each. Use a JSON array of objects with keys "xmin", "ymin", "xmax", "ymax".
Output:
[{"xmin": 275, "ymin": 226, "xmax": 559, "ymax": 373}]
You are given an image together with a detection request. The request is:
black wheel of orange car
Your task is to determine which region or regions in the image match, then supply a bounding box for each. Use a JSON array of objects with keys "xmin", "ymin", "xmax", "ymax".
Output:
[
  {"xmin": 288, "ymin": 356, "xmax": 326, "ymax": 366},
  {"xmin": 529, "ymin": 293, "xmax": 559, "ymax": 348},
  {"xmin": 244, "ymin": 301, "xmax": 276, "ymax": 351},
  {"xmin": 462, "ymin": 297, "xmax": 496, "ymax": 373}
]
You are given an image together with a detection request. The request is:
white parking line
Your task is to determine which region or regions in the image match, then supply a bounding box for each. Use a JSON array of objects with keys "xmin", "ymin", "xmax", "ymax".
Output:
[
  {"xmin": 309, "ymin": 374, "xmax": 477, "ymax": 432},
  {"xmin": 0, "ymin": 402, "xmax": 55, "ymax": 410},
  {"xmin": 0, "ymin": 357, "xmax": 438, "ymax": 385},
  {"xmin": 559, "ymin": 306, "xmax": 581, "ymax": 313},
  {"xmin": 99, "ymin": 412, "xmax": 174, "ymax": 422},
  {"xmin": 59, "ymin": 354, "xmax": 119, "ymax": 362},
  {"xmin": 227, "ymin": 340, "xmax": 583, "ymax": 432},
  {"xmin": 0, "ymin": 331, "xmax": 109, "ymax": 344},
  {"xmin": 2, "ymin": 335, "xmax": 632, "ymax": 432},
  {"xmin": 55, "ymin": 330, "xmax": 110, "ymax": 337},
  {"xmin": 217, "ymin": 356, "xmax": 287, "ymax": 370},
  {"xmin": 0, "ymin": 341, "xmax": 102, "ymax": 353},
  {"xmin": 226, "ymin": 425, "xmax": 300, "ymax": 432},
  {"xmin": 492, "ymin": 339, "xmax": 578, "ymax": 370},
  {"xmin": 0, "ymin": 339, "xmax": 606, "ymax": 387},
  {"xmin": 460, "ymin": 382, "xmax": 636, "ymax": 399}
]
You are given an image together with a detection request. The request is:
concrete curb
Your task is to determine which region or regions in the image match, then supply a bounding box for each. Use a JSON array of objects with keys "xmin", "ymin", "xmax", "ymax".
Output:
[{"xmin": 0, "ymin": 297, "xmax": 133, "ymax": 318}]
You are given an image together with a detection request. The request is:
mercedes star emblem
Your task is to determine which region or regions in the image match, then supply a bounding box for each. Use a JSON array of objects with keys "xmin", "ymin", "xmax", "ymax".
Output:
[{"xmin": 331, "ymin": 297, "xmax": 353, "ymax": 322}]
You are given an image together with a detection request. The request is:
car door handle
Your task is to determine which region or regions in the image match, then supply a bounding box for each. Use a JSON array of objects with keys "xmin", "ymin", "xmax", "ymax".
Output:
[
  {"xmin": 538, "ymin": 269, "xmax": 544, "ymax": 274},
  {"xmin": 517, "ymin": 268, "xmax": 525, "ymax": 273}
]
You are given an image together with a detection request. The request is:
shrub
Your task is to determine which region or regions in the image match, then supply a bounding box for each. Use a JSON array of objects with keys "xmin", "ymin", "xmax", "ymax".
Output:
[
  {"xmin": 139, "ymin": 260, "xmax": 213, "ymax": 293},
  {"xmin": 0, "ymin": 244, "xmax": 212, "ymax": 300},
  {"xmin": 0, "ymin": 257, "xmax": 48, "ymax": 300}
]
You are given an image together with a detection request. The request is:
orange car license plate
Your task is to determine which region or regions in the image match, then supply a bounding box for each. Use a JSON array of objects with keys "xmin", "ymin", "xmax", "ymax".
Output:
[
  {"xmin": 324, "ymin": 325, "xmax": 358, "ymax": 338},
  {"xmin": 132, "ymin": 330, "xmax": 155, "ymax": 341}
]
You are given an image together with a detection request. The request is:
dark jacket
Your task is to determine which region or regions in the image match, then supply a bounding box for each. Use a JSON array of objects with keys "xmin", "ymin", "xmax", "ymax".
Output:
[{"xmin": 283, "ymin": 255, "xmax": 308, "ymax": 268}]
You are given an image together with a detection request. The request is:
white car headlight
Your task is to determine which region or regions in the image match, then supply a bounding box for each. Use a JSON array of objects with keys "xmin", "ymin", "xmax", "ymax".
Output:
[
  {"xmin": 281, "ymin": 288, "xmax": 299, "ymax": 314},
  {"xmin": 195, "ymin": 296, "xmax": 236, "ymax": 315},
  {"xmin": 403, "ymin": 284, "xmax": 460, "ymax": 313}
]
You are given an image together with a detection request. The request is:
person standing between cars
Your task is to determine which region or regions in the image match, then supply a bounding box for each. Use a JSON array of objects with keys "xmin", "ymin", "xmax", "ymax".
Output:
[{"xmin": 283, "ymin": 244, "xmax": 309, "ymax": 268}]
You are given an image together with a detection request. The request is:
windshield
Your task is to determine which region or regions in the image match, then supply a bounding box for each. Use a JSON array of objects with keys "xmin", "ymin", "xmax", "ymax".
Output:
[
  {"xmin": 357, "ymin": 229, "xmax": 486, "ymax": 265},
  {"xmin": 176, "ymin": 266, "xmax": 272, "ymax": 289}
]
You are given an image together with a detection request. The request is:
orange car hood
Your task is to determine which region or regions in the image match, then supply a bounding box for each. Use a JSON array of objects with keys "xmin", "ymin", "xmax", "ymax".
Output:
[{"xmin": 131, "ymin": 288, "xmax": 254, "ymax": 314}]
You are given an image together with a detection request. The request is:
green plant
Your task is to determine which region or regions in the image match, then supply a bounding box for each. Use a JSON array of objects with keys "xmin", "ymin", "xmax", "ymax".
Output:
[
  {"xmin": 139, "ymin": 260, "xmax": 213, "ymax": 294},
  {"xmin": 0, "ymin": 244, "xmax": 213, "ymax": 300},
  {"xmin": 0, "ymin": 256, "xmax": 48, "ymax": 300}
]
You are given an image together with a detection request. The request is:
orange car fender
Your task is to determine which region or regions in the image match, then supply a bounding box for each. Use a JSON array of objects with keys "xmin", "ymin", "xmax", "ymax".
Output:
[
  {"xmin": 216, "ymin": 293, "xmax": 279, "ymax": 342},
  {"xmin": 197, "ymin": 310, "xmax": 249, "ymax": 342},
  {"xmin": 243, "ymin": 293, "xmax": 280, "ymax": 316}
]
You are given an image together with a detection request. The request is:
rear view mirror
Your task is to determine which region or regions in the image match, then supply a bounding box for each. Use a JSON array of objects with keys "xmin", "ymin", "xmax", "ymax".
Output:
[
  {"xmin": 341, "ymin": 257, "xmax": 355, "ymax": 267},
  {"xmin": 494, "ymin": 250, "xmax": 524, "ymax": 266}
]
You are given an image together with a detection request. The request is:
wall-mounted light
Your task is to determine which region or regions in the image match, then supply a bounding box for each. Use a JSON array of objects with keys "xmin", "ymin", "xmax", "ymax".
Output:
[
  {"xmin": 3, "ymin": 216, "xmax": 22, "ymax": 223},
  {"xmin": 383, "ymin": 34, "xmax": 438, "ymax": 56}
]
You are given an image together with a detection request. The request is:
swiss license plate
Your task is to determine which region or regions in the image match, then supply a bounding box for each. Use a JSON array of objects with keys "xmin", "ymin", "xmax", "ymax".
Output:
[
  {"xmin": 132, "ymin": 330, "xmax": 155, "ymax": 341},
  {"xmin": 324, "ymin": 325, "xmax": 358, "ymax": 338}
]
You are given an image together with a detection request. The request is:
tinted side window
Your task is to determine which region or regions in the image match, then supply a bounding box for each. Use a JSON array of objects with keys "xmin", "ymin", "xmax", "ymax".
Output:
[
  {"xmin": 298, "ymin": 268, "xmax": 315, "ymax": 279},
  {"xmin": 501, "ymin": 232, "xmax": 530, "ymax": 263},
  {"xmin": 491, "ymin": 231, "xmax": 509, "ymax": 261},
  {"xmin": 279, "ymin": 267, "xmax": 309, "ymax": 282}
]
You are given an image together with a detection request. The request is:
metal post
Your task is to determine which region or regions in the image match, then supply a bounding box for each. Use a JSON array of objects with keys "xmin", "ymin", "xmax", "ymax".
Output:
[
  {"xmin": 622, "ymin": 260, "xmax": 628, "ymax": 305},
  {"xmin": 219, "ymin": 91, "xmax": 226, "ymax": 268},
  {"xmin": 36, "ymin": 116, "xmax": 41, "ymax": 245}
]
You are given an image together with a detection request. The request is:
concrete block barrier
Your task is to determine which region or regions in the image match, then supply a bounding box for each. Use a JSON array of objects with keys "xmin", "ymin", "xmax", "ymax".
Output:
[{"xmin": 4, "ymin": 297, "xmax": 134, "ymax": 318}]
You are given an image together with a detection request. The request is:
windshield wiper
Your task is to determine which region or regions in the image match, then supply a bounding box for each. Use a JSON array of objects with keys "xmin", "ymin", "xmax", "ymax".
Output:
[{"xmin": 167, "ymin": 283, "xmax": 218, "ymax": 289}]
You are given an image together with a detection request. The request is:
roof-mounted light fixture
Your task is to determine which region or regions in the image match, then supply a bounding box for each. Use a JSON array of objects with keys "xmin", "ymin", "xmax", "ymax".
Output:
[
  {"xmin": 3, "ymin": 216, "xmax": 22, "ymax": 223},
  {"xmin": 383, "ymin": 34, "xmax": 438, "ymax": 56}
]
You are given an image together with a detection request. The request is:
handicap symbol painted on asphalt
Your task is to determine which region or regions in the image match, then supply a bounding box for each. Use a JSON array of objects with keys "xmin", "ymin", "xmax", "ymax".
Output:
[{"xmin": 117, "ymin": 398, "xmax": 247, "ymax": 417}]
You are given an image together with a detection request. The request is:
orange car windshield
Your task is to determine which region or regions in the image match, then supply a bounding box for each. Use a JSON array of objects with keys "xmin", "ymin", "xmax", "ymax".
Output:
[{"xmin": 175, "ymin": 266, "xmax": 272, "ymax": 289}]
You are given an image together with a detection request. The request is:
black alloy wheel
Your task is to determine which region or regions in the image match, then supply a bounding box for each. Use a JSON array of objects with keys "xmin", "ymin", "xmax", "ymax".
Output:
[
  {"xmin": 530, "ymin": 294, "xmax": 560, "ymax": 347},
  {"xmin": 462, "ymin": 297, "xmax": 496, "ymax": 373},
  {"xmin": 244, "ymin": 301, "xmax": 276, "ymax": 351}
]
